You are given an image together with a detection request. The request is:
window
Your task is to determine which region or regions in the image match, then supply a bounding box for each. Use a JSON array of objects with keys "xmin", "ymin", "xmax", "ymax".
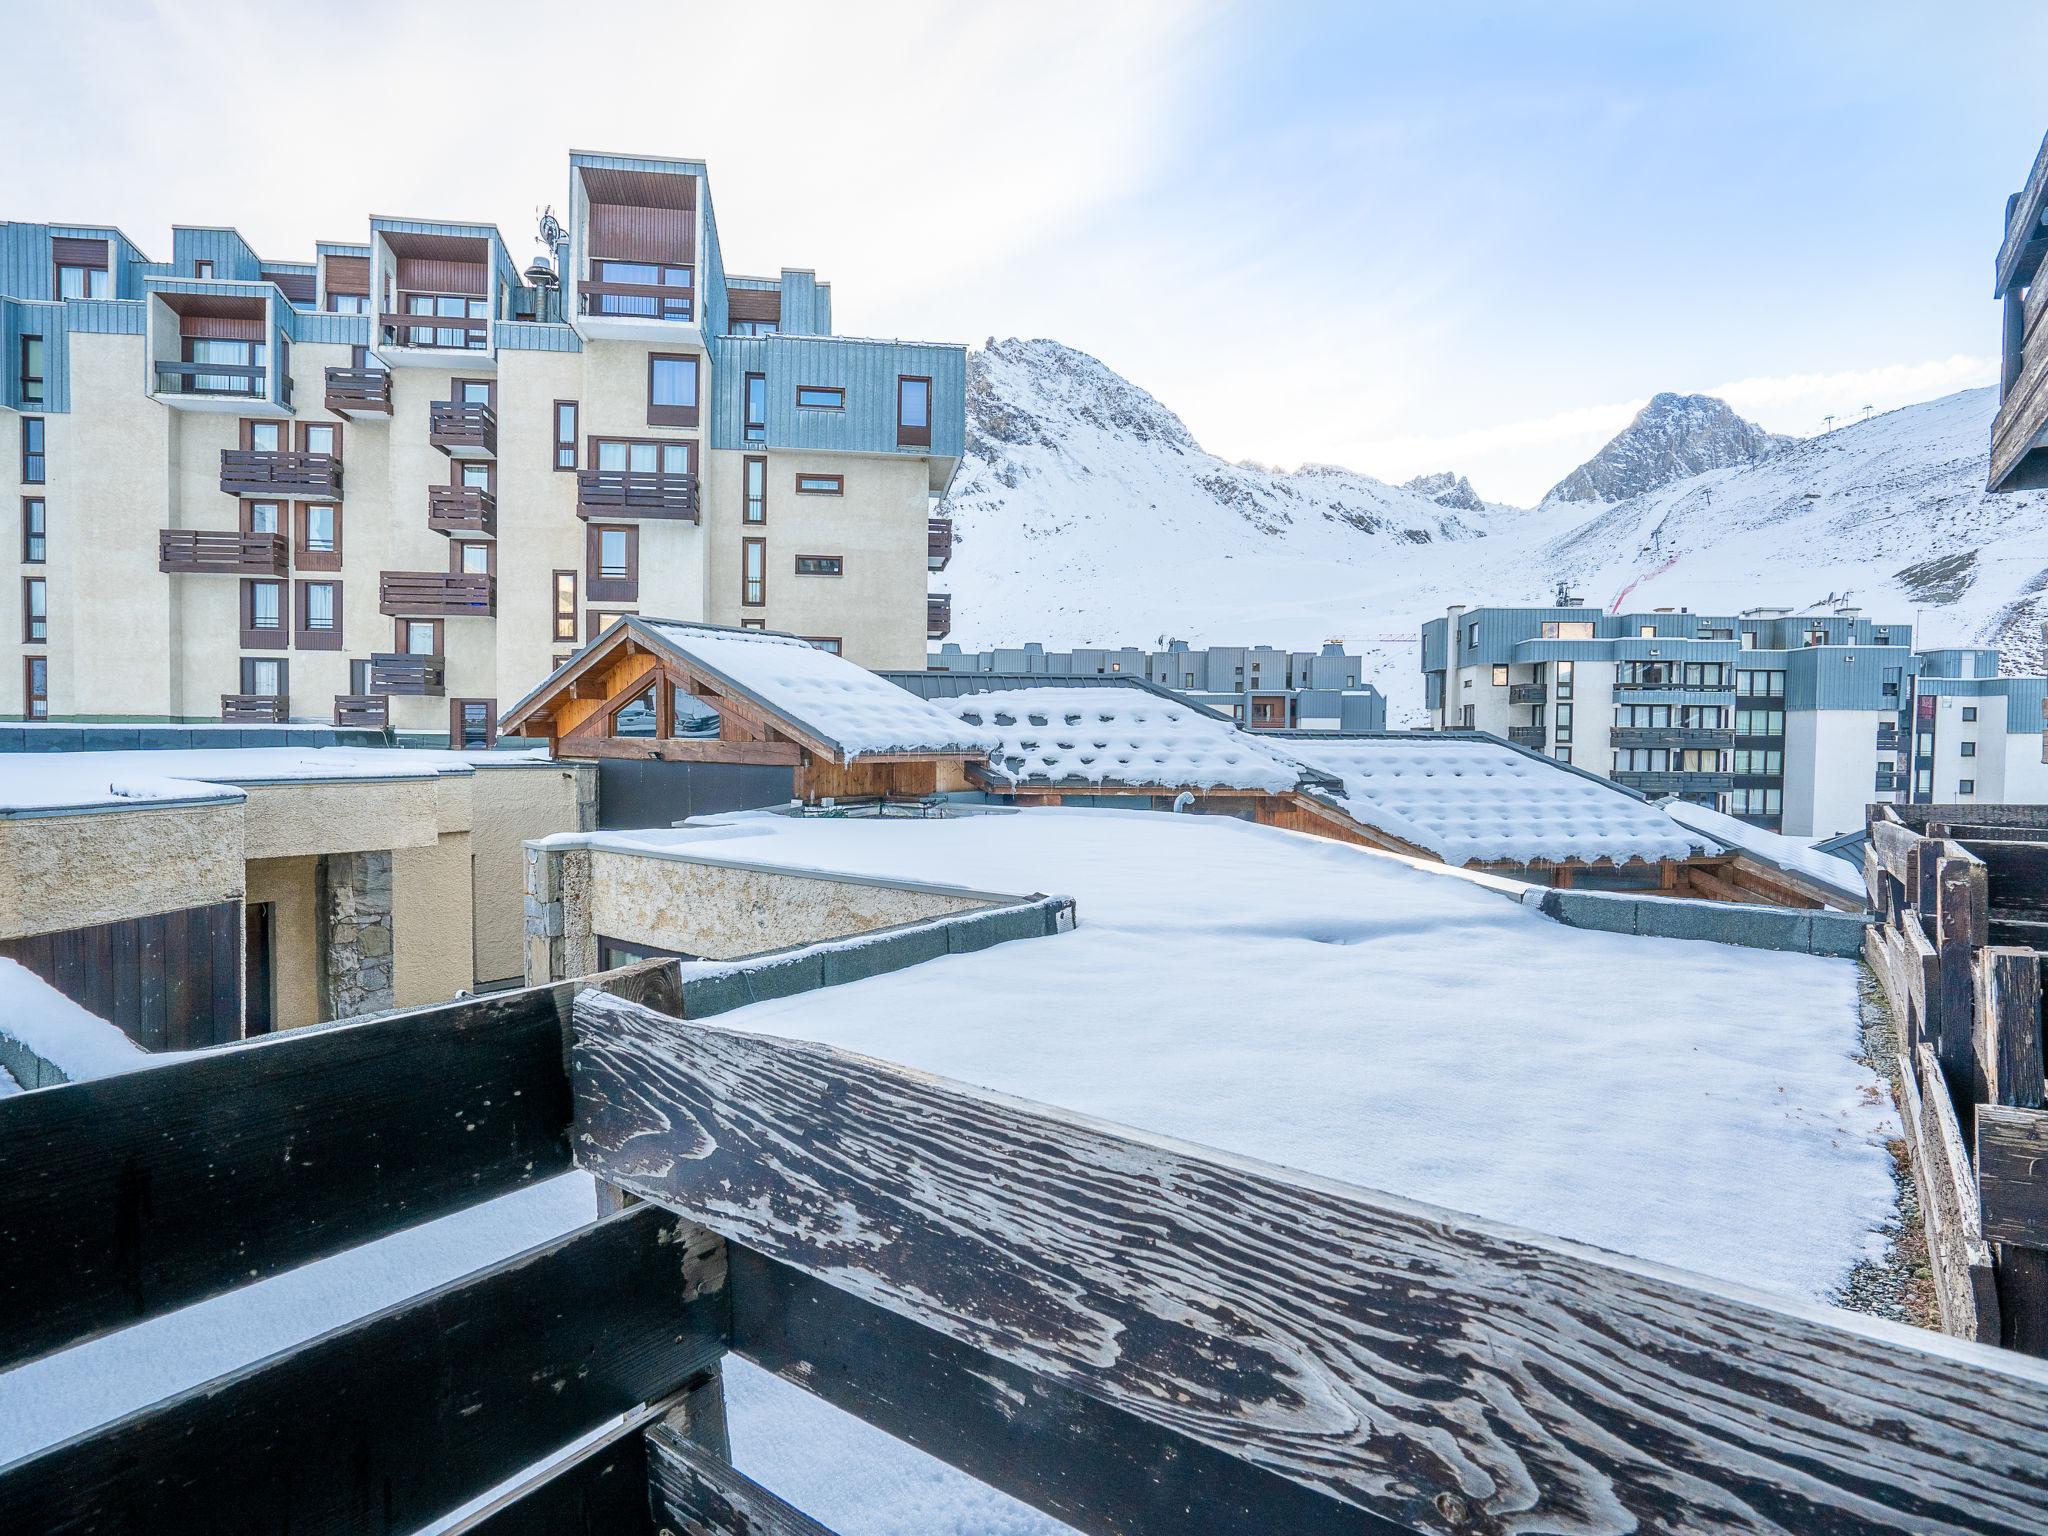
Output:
[
  {"xmin": 22, "ymin": 499, "xmax": 45, "ymax": 563},
  {"xmin": 295, "ymin": 503, "xmax": 340, "ymax": 570},
  {"xmin": 587, "ymin": 524, "xmax": 639, "ymax": 602},
  {"xmin": 1731, "ymin": 786, "xmax": 1782, "ymax": 816},
  {"xmin": 22, "ymin": 419, "xmax": 44, "ymax": 483},
  {"xmin": 1963, "ymin": 706, "xmax": 1978, "ymax": 722},
  {"xmin": 241, "ymin": 579, "xmax": 284, "ymax": 649},
  {"xmin": 796, "ymin": 385, "xmax": 845, "ymax": 410},
  {"xmin": 587, "ymin": 610, "xmax": 635, "ymax": 642},
  {"xmin": 553, "ymin": 401, "xmax": 578, "ymax": 470},
  {"xmin": 398, "ymin": 619, "xmax": 442, "ymax": 655},
  {"xmin": 1459, "ymin": 703, "xmax": 1474, "ymax": 728},
  {"xmin": 795, "ymin": 474, "xmax": 843, "ymax": 496},
  {"xmin": 1735, "ymin": 669, "xmax": 1785, "ymax": 698},
  {"xmin": 1540, "ymin": 620, "xmax": 1595, "ymax": 640},
  {"xmin": 591, "ymin": 438, "xmax": 695, "ymax": 476},
  {"xmin": 295, "ymin": 580, "xmax": 342, "ymax": 649},
  {"xmin": 395, "ymin": 292, "xmax": 489, "ymax": 350},
  {"xmin": 1491, "ymin": 664, "xmax": 1508, "ymax": 686},
  {"xmin": 1960, "ymin": 741, "xmax": 1977, "ymax": 757},
  {"xmin": 24, "ymin": 656, "xmax": 47, "ymax": 720},
  {"xmin": 742, "ymin": 537, "xmax": 766, "ymax": 607},
  {"xmin": 1554, "ymin": 702, "xmax": 1573, "ymax": 743},
  {"xmin": 328, "ymin": 293, "xmax": 368, "ymax": 315},
  {"xmin": 243, "ymin": 500, "xmax": 281, "ymax": 535},
  {"xmin": 245, "ymin": 419, "xmax": 283, "ymax": 453},
  {"xmin": 897, "ymin": 375, "xmax": 932, "ymax": 447},
  {"xmin": 741, "ymin": 618, "xmax": 766, "ymax": 630},
  {"xmin": 744, "ymin": 373, "xmax": 767, "ymax": 443},
  {"xmin": 23, "ymin": 577, "xmax": 46, "ymax": 643},
  {"xmin": 297, "ymin": 422, "xmax": 340, "ymax": 458},
  {"xmin": 194, "ymin": 260, "xmax": 214, "ymax": 279},
  {"xmin": 241, "ymin": 658, "xmax": 286, "ymax": 698},
  {"xmin": 459, "ymin": 460, "xmax": 493, "ymax": 492},
  {"xmin": 1465, "ymin": 621, "xmax": 1479, "ymax": 648},
  {"xmin": 795, "ymin": 555, "xmax": 843, "ymax": 576},
  {"xmin": 1615, "ymin": 704, "xmax": 1671, "ymax": 728},
  {"xmin": 1552, "ymin": 747, "xmax": 1570, "ymax": 764},
  {"xmin": 57, "ymin": 266, "xmax": 109, "ymax": 299},
  {"xmin": 553, "ymin": 572, "xmax": 578, "ymax": 643},
  {"xmin": 648, "ymin": 354, "xmax": 700, "ymax": 427},
  {"xmin": 729, "ymin": 318, "xmax": 777, "ymax": 337},
  {"xmin": 1733, "ymin": 749, "xmax": 1783, "ymax": 775},
  {"xmin": 18, "ymin": 336, "xmax": 42, "ymax": 404},
  {"xmin": 590, "ymin": 260, "xmax": 692, "ymax": 321},
  {"xmin": 1733, "ymin": 709, "xmax": 1785, "ymax": 736},
  {"xmin": 744, "ymin": 455, "xmax": 766, "ymax": 524},
  {"xmin": 1959, "ymin": 779, "xmax": 1977, "ymax": 795},
  {"xmin": 1555, "ymin": 660, "xmax": 1573, "ymax": 699},
  {"xmin": 803, "ymin": 637, "xmax": 842, "ymax": 654},
  {"xmin": 451, "ymin": 698, "xmax": 496, "ymax": 749}
]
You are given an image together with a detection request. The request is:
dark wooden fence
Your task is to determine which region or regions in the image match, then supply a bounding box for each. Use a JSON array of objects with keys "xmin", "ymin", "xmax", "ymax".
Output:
[
  {"xmin": 0, "ymin": 898, "xmax": 241, "ymax": 1051},
  {"xmin": 4, "ymin": 959, "xmax": 2047, "ymax": 1533},
  {"xmin": 1865, "ymin": 803, "xmax": 2048, "ymax": 1353}
]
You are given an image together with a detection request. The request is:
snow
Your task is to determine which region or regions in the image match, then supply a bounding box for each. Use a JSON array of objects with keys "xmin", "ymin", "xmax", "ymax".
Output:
[
  {"xmin": 0, "ymin": 745, "xmax": 551, "ymax": 813},
  {"xmin": 614, "ymin": 808, "xmax": 1896, "ymax": 1302},
  {"xmin": 0, "ymin": 957, "xmax": 148, "ymax": 1079},
  {"xmin": 639, "ymin": 620, "xmax": 1003, "ymax": 760},
  {"xmin": 940, "ymin": 686, "xmax": 1305, "ymax": 792},
  {"xmin": 1283, "ymin": 734, "xmax": 1708, "ymax": 866},
  {"xmin": 1661, "ymin": 798, "xmax": 1869, "ymax": 901},
  {"xmin": 0, "ymin": 759, "xmax": 242, "ymax": 814}
]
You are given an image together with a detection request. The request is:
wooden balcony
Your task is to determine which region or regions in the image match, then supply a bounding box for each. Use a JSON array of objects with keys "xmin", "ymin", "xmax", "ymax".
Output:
[
  {"xmin": 428, "ymin": 486, "xmax": 496, "ymax": 537},
  {"xmin": 575, "ymin": 470, "xmax": 698, "ymax": 521},
  {"xmin": 429, "ymin": 401, "xmax": 497, "ymax": 459},
  {"xmin": 368, "ymin": 653, "xmax": 447, "ymax": 696},
  {"xmin": 221, "ymin": 694, "xmax": 288, "ymax": 723},
  {"xmin": 379, "ymin": 573, "xmax": 494, "ymax": 619},
  {"xmin": 324, "ymin": 367, "xmax": 392, "ymax": 418},
  {"xmin": 927, "ymin": 592, "xmax": 952, "ymax": 641},
  {"xmin": 1508, "ymin": 683, "xmax": 1547, "ymax": 705},
  {"xmin": 576, "ymin": 278, "xmax": 694, "ymax": 322},
  {"xmin": 153, "ymin": 360, "xmax": 265, "ymax": 399},
  {"xmin": 1612, "ymin": 770, "xmax": 1734, "ymax": 794},
  {"xmin": 1610, "ymin": 727, "xmax": 1736, "ymax": 750},
  {"xmin": 220, "ymin": 450, "xmax": 342, "ymax": 499},
  {"xmin": 333, "ymin": 695, "xmax": 389, "ymax": 729},
  {"xmin": 379, "ymin": 312, "xmax": 489, "ymax": 352},
  {"xmin": 928, "ymin": 517, "xmax": 953, "ymax": 572},
  {"xmin": 1508, "ymin": 725, "xmax": 1547, "ymax": 749},
  {"xmin": 158, "ymin": 529, "xmax": 288, "ymax": 576}
]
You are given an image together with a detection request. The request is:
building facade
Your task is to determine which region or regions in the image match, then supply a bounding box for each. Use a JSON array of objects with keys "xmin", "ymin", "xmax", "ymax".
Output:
[
  {"xmin": 1991, "ymin": 128, "xmax": 2048, "ymax": 492},
  {"xmin": 0, "ymin": 152, "xmax": 964, "ymax": 740},
  {"xmin": 927, "ymin": 639, "xmax": 1387, "ymax": 732},
  {"xmin": 1420, "ymin": 603, "xmax": 1967, "ymax": 837}
]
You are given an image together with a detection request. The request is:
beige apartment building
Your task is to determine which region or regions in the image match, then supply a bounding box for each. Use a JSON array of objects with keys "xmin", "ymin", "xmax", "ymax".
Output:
[{"xmin": 0, "ymin": 152, "xmax": 964, "ymax": 740}]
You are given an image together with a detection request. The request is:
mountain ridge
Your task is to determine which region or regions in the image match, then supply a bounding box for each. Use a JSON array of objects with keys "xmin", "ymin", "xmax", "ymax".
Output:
[{"xmin": 1542, "ymin": 391, "xmax": 1794, "ymax": 506}]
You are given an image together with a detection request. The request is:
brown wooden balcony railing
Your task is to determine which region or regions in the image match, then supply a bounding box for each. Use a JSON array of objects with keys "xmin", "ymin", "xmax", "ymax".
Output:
[
  {"xmin": 927, "ymin": 592, "xmax": 952, "ymax": 641},
  {"xmin": 324, "ymin": 367, "xmax": 392, "ymax": 418},
  {"xmin": 379, "ymin": 311, "xmax": 489, "ymax": 351},
  {"xmin": 378, "ymin": 573, "xmax": 495, "ymax": 619},
  {"xmin": 159, "ymin": 529, "xmax": 288, "ymax": 576},
  {"xmin": 154, "ymin": 360, "xmax": 265, "ymax": 398},
  {"xmin": 575, "ymin": 470, "xmax": 698, "ymax": 521},
  {"xmin": 576, "ymin": 278, "xmax": 694, "ymax": 322},
  {"xmin": 332, "ymin": 695, "xmax": 389, "ymax": 729},
  {"xmin": 928, "ymin": 518, "xmax": 953, "ymax": 572},
  {"xmin": 367, "ymin": 653, "xmax": 447, "ymax": 696},
  {"xmin": 220, "ymin": 450, "xmax": 342, "ymax": 499},
  {"xmin": 427, "ymin": 486, "xmax": 496, "ymax": 537},
  {"xmin": 429, "ymin": 401, "xmax": 497, "ymax": 458},
  {"xmin": 221, "ymin": 694, "xmax": 288, "ymax": 723}
]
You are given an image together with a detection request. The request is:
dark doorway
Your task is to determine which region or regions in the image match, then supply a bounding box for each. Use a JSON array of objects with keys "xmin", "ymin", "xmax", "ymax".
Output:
[{"xmin": 245, "ymin": 902, "xmax": 275, "ymax": 1037}]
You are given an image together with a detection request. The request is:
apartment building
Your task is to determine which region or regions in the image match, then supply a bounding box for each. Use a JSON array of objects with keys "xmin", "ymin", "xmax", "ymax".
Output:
[
  {"xmin": 927, "ymin": 639, "xmax": 1387, "ymax": 732},
  {"xmin": 1421, "ymin": 603, "xmax": 1941, "ymax": 837},
  {"xmin": 0, "ymin": 152, "xmax": 963, "ymax": 740},
  {"xmin": 1904, "ymin": 648, "xmax": 2048, "ymax": 806}
]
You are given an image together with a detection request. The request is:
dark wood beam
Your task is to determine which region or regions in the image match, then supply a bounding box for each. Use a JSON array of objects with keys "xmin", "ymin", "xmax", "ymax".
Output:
[
  {"xmin": 0, "ymin": 1205, "xmax": 729, "ymax": 1535},
  {"xmin": 647, "ymin": 1422, "xmax": 839, "ymax": 1536},
  {"xmin": 562, "ymin": 736, "xmax": 803, "ymax": 765},
  {"xmin": 0, "ymin": 960, "xmax": 680, "ymax": 1372},
  {"xmin": 571, "ymin": 990, "xmax": 2048, "ymax": 1535}
]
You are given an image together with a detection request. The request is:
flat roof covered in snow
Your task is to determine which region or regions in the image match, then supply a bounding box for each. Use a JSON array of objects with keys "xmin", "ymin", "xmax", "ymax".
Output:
[{"xmin": 0, "ymin": 747, "xmax": 552, "ymax": 816}]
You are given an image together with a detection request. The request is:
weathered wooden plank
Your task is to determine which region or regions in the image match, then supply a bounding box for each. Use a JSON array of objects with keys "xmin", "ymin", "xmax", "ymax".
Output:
[
  {"xmin": 573, "ymin": 992, "xmax": 2048, "ymax": 1536},
  {"xmin": 0, "ymin": 1205, "xmax": 729, "ymax": 1535},
  {"xmin": 0, "ymin": 958, "xmax": 682, "ymax": 1371},
  {"xmin": 1980, "ymin": 1105, "xmax": 2048, "ymax": 1247},
  {"xmin": 453, "ymin": 1411, "xmax": 659, "ymax": 1536},
  {"xmin": 1911, "ymin": 1042, "xmax": 2001, "ymax": 1344},
  {"xmin": 1871, "ymin": 815, "xmax": 1921, "ymax": 888},
  {"xmin": 647, "ymin": 1423, "xmax": 840, "ymax": 1536},
  {"xmin": 1977, "ymin": 947, "xmax": 2046, "ymax": 1110},
  {"xmin": 1970, "ymin": 839, "xmax": 2048, "ymax": 913},
  {"xmin": 1936, "ymin": 857, "xmax": 1979, "ymax": 1086}
]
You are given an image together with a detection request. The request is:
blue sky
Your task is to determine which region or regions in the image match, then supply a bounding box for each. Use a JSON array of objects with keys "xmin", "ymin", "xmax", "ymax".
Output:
[{"xmin": 2, "ymin": 1, "xmax": 2042, "ymax": 501}]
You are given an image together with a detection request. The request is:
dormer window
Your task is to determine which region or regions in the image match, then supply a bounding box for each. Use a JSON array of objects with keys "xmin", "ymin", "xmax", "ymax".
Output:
[{"xmin": 54, "ymin": 237, "xmax": 110, "ymax": 299}]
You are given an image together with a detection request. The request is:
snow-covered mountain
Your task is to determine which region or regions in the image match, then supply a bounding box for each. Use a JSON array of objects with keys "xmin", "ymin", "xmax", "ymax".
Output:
[
  {"xmin": 1402, "ymin": 471, "xmax": 1487, "ymax": 512},
  {"xmin": 1543, "ymin": 392, "xmax": 1792, "ymax": 505},
  {"xmin": 935, "ymin": 340, "xmax": 2048, "ymax": 721}
]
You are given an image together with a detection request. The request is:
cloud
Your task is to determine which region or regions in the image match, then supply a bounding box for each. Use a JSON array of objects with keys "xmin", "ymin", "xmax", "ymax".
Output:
[{"xmin": 1706, "ymin": 354, "xmax": 1997, "ymax": 435}]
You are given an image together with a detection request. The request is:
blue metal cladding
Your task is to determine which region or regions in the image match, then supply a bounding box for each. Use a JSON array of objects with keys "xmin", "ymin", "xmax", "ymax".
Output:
[
  {"xmin": 707, "ymin": 334, "xmax": 965, "ymax": 458},
  {"xmin": 64, "ymin": 299, "xmax": 146, "ymax": 335},
  {"xmin": 1, "ymin": 223, "xmax": 150, "ymax": 301},
  {"xmin": 816, "ymin": 283, "xmax": 831, "ymax": 336},
  {"xmin": 700, "ymin": 192, "xmax": 728, "ymax": 340},
  {"xmin": 171, "ymin": 228, "xmax": 263, "ymax": 282},
  {"xmin": 1419, "ymin": 617, "xmax": 1447, "ymax": 673},
  {"xmin": 287, "ymin": 309, "xmax": 369, "ymax": 346},
  {"xmin": 496, "ymin": 322, "xmax": 583, "ymax": 353},
  {"xmin": 780, "ymin": 270, "xmax": 818, "ymax": 336},
  {"xmin": 369, "ymin": 218, "xmax": 522, "ymax": 296},
  {"xmin": 1, "ymin": 298, "xmax": 68, "ymax": 413}
]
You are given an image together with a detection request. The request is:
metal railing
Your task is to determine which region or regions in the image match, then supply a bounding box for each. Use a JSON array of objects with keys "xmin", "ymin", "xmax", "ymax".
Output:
[
  {"xmin": 154, "ymin": 360, "xmax": 265, "ymax": 398},
  {"xmin": 1508, "ymin": 725, "xmax": 1547, "ymax": 748},
  {"xmin": 1507, "ymin": 683, "xmax": 1547, "ymax": 705}
]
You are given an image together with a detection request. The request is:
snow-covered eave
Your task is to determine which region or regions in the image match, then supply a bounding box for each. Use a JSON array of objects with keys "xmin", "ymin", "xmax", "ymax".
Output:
[
  {"xmin": 1292, "ymin": 785, "xmax": 1711, "ymax": 869},
  {"xmin": 969, "ymin": 761, "xmax": 1328, "ymax": 796}
]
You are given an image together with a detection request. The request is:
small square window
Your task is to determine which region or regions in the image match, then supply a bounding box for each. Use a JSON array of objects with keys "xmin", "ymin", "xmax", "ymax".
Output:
[
  {"xmin": 1962, "ymin": 707, "xmax": 1978, "ymax": 722},
  {"xmin": 1491, "ymin": 664, "xmax": 1508, "ymax": 686},
  {"xmin": 1960, "ymin": 741, "xmax": 1976, "ymax": 757},
  {"xmin": 1959, "ymin": 779, "xmax": 1976, "ymax": 795}
]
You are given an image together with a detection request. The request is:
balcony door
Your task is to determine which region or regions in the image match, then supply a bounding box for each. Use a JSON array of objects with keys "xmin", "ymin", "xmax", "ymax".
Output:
[{"xmin": 593, "ymin": 439, "xmax": 694, "ymax": 476}]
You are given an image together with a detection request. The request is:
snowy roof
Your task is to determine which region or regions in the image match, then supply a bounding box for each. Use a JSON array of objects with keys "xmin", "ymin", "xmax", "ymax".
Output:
[
  {"xmin": 1661, "ymin": 799, "xmax": 1869, "ymax": 902},
  {"xmin": 635, "ymin": 621, "xmax": 1002, "ymax": 761},
  {"xmin": 0, "ymin": 746, "xmax": 549, "ymax": 815},
  {"xmin": 0, "ymin": 957, "xmax": 148, "ymax": 1080},
  {"xmin": 938, "ymin": 687, "xmax": 1311, "ymax": 792},
  {"xmin": 1281, "ymin": 734, "xmax": 1708, "ymax": 866}
]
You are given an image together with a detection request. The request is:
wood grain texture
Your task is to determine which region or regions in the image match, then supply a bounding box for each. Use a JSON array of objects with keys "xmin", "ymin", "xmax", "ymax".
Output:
[
  {"xmin": 1906, "ymin": 1043, "xmax": 2000, "ymax": 1345},
  {"xmin": 1975, "ymin": 948, "xmax": 2046, "ymax": 1110},
  {"xmin": 647, "ymin": 1423, "xmax": 838, "ymax": 1536},
  {"xmin": 1980, "ymin": 1105, "xmax": 2048, "ymax": 1247},
  {"xmin": 0, "ymin": 1205, "xmax": 728, "ymax": 1536},
  {"xmin": 1965, "ymin": 840, "xmax": 2048, "ymax": 913},
  {"xmin": 0, "ymin": 959, "xmax": 680, "ymax": 1371},
  {"xmin": 572, "ymin": 992, "xmax": 2048, "ymax": 1536},
  {"xmin": 457, "ymin": 1421, "xmax": 658, "ymax": 1536}
]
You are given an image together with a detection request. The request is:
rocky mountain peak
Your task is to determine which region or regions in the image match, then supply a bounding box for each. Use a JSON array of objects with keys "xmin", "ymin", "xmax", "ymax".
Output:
[
  {"xmin": 1544, "ymin": 392, "xmax": 1791, "ymax": 505},
  {"xmin": 1402, "ymin": 471, "xmax": 1487, "ymax": 512}
]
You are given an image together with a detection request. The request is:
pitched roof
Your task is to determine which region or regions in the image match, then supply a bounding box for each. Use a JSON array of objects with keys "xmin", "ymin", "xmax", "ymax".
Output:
[{"xmin": 1660, "ymin": 798, "xmax": 1867, "ymax": 901}]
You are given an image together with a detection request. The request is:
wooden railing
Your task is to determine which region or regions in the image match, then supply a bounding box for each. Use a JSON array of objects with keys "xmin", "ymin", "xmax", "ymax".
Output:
[
  {"xmin": 332, "ymin": 694, "xmax": 389, "ymax": 729},
  {"xmin": 1610, "ymin": 769, "xmax": 1734, "ymax": 793},
  {"xmin": 379, "ymin": 573, "xmax": 493, "ymax": 619},
  {"xmin": 158, "ymin": 529, "xmax": 287, "ymax": 576},
  {"xmin": 927, "ymin": 592, "xmax": 952, "ymax": 640},
  {"xmin": 577, "ymin": 277, "xmax": 694, "ymax": 322},
  {"xmin": 575, "ymin": 470, "xmax": 698, "ymax": 521},
  {"xmin": 1507, "ymin": 724, "xmax": 1546, "ymax": 748},
  {"xmin": 0, "ymin": 960, "xmax": 2043, "ymax": 1533},
  {"xmin": 427, "ymin": 485, "xmax": 496, "ymax": 536},
  {"xmin": 927, "ymin": 517, "xmax": 952, "ymax": 572},
  {"xmin": 153, "ymin": 360, "xmax": 264, "ymax": 398},
  {"xmin": 1507, "ymin": 683, "xmax": 1547, "ymax": 705},
  {"xmin": 379, "ymin": 311, "xmax": 488, "ymax": 351},
  {"xmin": 428, "ymin": 400, "xmax": 497, "ymax": 458},
  {"xmin": 219, "ymin": 450, "xmax": 341, "ymax": 499},
  {"xmin": 367, "ymin": 653, "xmax": 446, "ymax": 696},
  {"xmin": 219, "ymin": 694, "xmax": 287, "ymax": 723},
  {"xmin": 323, "ymin": 366, "xmax": 392, "ymax": 417},
  {"xmin": 1610, "ymin": 726, "xmax": 1736, "ymax": 750}
]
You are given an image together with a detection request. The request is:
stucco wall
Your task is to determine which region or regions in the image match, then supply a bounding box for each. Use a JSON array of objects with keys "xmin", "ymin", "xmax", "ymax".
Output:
[
  {"xmin": 0, "ymin": 799, "xmax": 244, "ymax": 939},
  {"xmin": 393, "ymin": 830, "xmax": 474, "ymax": 1008},
  {"xmin": 246, "ymin": 853, "xmax": 319, "ymax": 1032},
  {"xmin": 470, "ymin": 761, "xmax": 595, "ymax": 985},
  {"xmin": 584, "ymin": 848, "xmax": 997, "ymax": 960},
  {"xmin": 239, "ymin": 775, "xmax": 444, "ymax": 859}
]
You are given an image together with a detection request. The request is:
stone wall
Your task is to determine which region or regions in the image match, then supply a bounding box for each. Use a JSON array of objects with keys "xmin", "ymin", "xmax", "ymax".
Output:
[{"xmin": 318, "ymin": 850, "xmax": 395, "ymax": 1020}]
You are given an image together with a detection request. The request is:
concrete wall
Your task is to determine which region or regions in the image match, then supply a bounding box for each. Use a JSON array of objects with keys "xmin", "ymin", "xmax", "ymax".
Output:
[
  {"xmin": 240, "ymin": 775, "xmax": 442, "ymax": 859},
  {"xmin": 1786, "ymin": 708, "xmax": 1882, "ymax": 839},
  {"xmin": 246, "ymin": 852, "xmax": 319, "ymax": 1031},
  {"xmin": 469, "ymin": 761, "xmax": 596, "ymax": 986},
  {"xmin": 393, "ymin": 831, "xmax": 472, "ymax": 1009},
  {"xmin": 0, "ymin": 799, "xmax": 244, "ymax": 939}
]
